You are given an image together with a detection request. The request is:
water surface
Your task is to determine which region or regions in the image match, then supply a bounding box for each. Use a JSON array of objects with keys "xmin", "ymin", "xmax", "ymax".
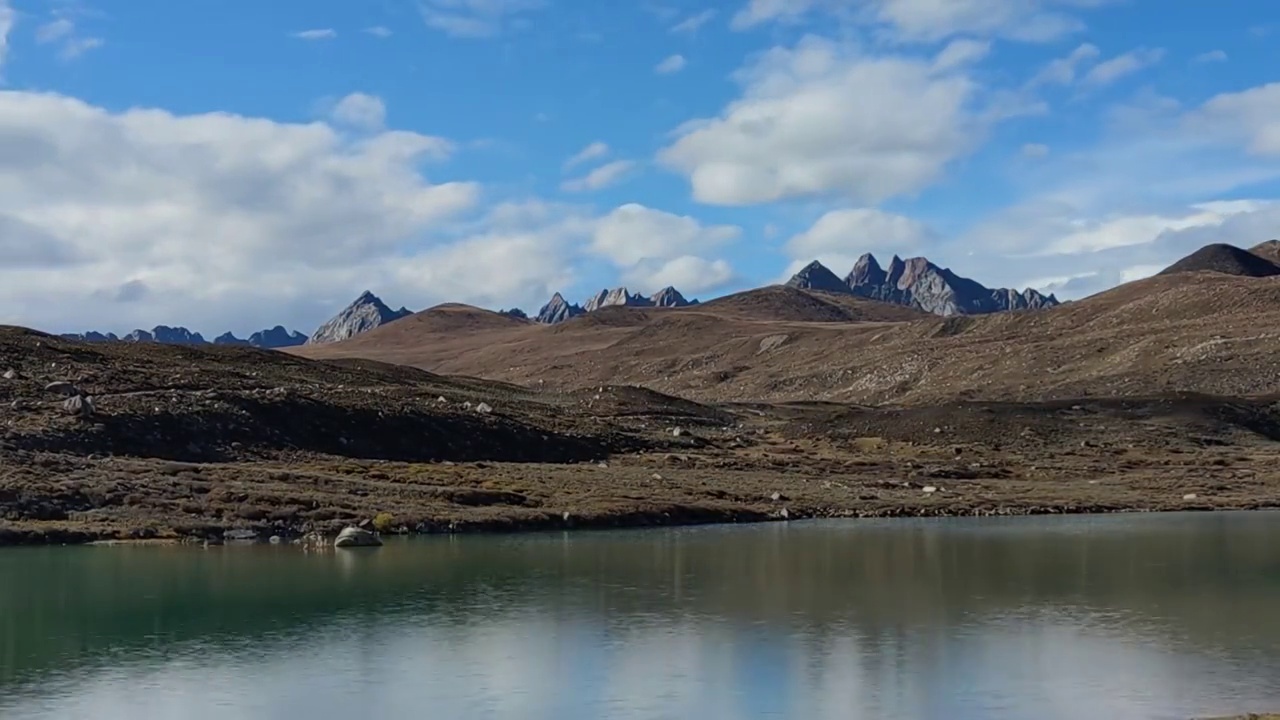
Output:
[{"xmin": 2, "ymin": 512, "xmax": 1279, "ymax": 719}]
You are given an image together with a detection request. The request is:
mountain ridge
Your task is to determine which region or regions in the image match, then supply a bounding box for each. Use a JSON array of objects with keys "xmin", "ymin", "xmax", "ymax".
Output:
[{"xmin": 789, "ymin": 253, "xmax": 1059, "ymax": 316}]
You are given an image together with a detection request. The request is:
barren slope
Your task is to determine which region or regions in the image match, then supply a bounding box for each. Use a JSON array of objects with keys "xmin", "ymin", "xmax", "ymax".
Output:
[{"xmin": 296, "ymin": 273, "xmax": 1280, "ymax": 404}]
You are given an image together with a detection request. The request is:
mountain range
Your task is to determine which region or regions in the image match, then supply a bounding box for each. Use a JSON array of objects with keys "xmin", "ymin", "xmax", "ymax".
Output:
[
  {"xmin": 54, "ymin": 252, "xmax": 1061, "ymax": 347},
  {"xmin": 787, "ymin": 254, "xmax": 1059, "ymax": 315}
]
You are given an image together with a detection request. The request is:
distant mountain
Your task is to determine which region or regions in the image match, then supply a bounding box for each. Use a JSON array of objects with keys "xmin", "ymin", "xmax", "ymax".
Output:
[
  {"xmin": 532, "ymin": 286, "xmax": 696, "ymax": 324},
  {"xmin": 535, "ymin": 293, "xmax": 585, "ymax": 324},
  {"xmin": 307, "ymin": 291, "xmax": 412, "ymax": 345},
  {"xmin": 785, "ymin": 261, "xmax": 849, "ymax": 294},
  {"xmin": 60, "ymin": 324, "xmax": 308, "ymax": 349},
  {"xmin": 248, "ymin": 326, "xmax": 308, "ymax": 348},
  {"xmin": 786, "ymin": 254, "xmax": 1059, "ymax": 316}
]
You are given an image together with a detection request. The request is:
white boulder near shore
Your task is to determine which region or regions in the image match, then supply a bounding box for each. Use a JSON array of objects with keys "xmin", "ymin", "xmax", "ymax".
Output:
[{"xmin": 333, "ymin": 526, "xmax": 383, "ymax": 548}]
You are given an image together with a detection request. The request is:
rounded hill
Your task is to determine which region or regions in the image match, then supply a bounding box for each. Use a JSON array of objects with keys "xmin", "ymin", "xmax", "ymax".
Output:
[{"xmin": 1157, "ymin": 243, "xmax": 1280, "ymax": 278}]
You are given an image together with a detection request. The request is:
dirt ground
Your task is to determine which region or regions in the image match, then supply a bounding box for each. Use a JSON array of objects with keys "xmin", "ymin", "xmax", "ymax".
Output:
[{"xmin": 3, "ymin": 326, "xmax": 1279, "ymax": 545}]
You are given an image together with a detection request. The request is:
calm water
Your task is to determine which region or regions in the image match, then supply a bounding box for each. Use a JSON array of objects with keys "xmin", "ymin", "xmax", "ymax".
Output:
[{"xmin": 2, "ymin": 513, "xmax": 1279, "ymax": 720}]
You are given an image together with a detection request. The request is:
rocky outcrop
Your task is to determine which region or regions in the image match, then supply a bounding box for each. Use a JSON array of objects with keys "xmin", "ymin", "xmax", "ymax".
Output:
[
  {"xmin": 59, "ymin": 331, "xmax": 119, "ymax": 342},
  {"xmin": 499, "ymin": 308, "xmax": 529, "ymax": 320},
  {"xmin": 784, "ymin": 255, "xmax": 1058, "ymax": 316},
  {"xmin": 307, "ymin": 291, "xmax": 412, "ymax": 345},
  {"xmin": 535, "ymin": 293, "xmax": 585, "ymax": 324},
  {"xmin": 334, "ymin": 526, "xmax": 382, "ymax": 548}
]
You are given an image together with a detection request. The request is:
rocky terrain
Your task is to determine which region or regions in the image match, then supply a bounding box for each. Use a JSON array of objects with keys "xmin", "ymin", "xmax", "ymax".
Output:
[
  {"xmin": 789, "ymin": 254, "xmax": 1060, "ymax": 315},
  {"xmin": 5, "ymin": 241, "xmax": 1280, "ymax": 546},
  {"xmin": 306, "ymin": 291, "xmax": 413, "ymax": 345}
]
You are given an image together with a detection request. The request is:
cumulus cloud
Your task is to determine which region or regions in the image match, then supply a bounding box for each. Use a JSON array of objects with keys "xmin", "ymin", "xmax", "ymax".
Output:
[
  {"xmin": 328, "ymin": 92, "xmax": 387, "ymax": 131},
  {"xmin": 1190, "ymin": 82, "xmax": 1280, "ymax": 156},
  {"xmin": 657, "ymin": 36, "xmax": 982, "ymax": 206},
  {"xmin": 590, "ymin": 203, "xmax": 740, "ymax": 267},
  {"xmin": 564, "ymin": 141, "xmax": 609, "ymax": 169},
  {"xmin": 932, "ymin": 38, "xmax": 990, "ymax": 71},
  {"xmin": 731, "ymin": 0, "xmax": 1121, "ymax": 42},
  {"xmin": 561, "ymin": 160, "xmax": 636, "ymax": 192},
  {"xmin": 417, "ymin": 0, "xmax": 543, "ymax": 38},
  {"xmin": 0, "ymin": 90, "xmax": 486, "ymax": 335},
  {"xmin": 622, "ymin": 255, "xmax": 735, "ymax": 294},
  {"xmin": 1193, "ymin": 49, "xmax": 1227, "ymax": 64},
  {"xmin": 655, "ymin": 53, "xmax": 687, "ymax": 74}
]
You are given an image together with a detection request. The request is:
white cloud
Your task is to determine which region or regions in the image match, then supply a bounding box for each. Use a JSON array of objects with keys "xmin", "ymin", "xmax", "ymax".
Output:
[
  {"xmin": 784, "ymin": 208, "xmax": 938, "ymax": 274},
  {"xmin": 364, "ymin": 26, "xmax": 393, "ymax": 38},
  {"xmin": 1021, "ymin": 142, "xmax": 1050, "ymax": 157},
  {"xmin": 655, "ymin": 53, "xmax": 687, "ymax": 74},
  {"xmin": 292, "ymin": 28, "xmax": 336, "ymax": 40},
  {"xmin": 1190, "ymin": 83, "xmax": 1280, "ymax": 156},
  {"xmin": 731, "ymin": 0, "xmax": 1121, "ymax": 42},
  {"xmin": 590, "ymin": 203, "xmax": 740, "ymax": 267},
  {"xmin": 417, "ymin": 0, "xmax": 543, "ymax": 38},
  {"xmin": 932, "ymin": 38, "xmax": 990, "ymax": 71},
  {"xmin": 1080, "ymin": 47, "xmax": 1164, "ymax": 87},
  {"xmin": 564, "ymin": 141, "xmax": 609, "ymax": 169},
  {"xmin": 657, "ymin": 36, "xmax": 981, "ymax": 206},
  {"xmin": 1193, "ymin": 49, "xmax": 1227, "ymax": 64},
  {"xmin": 328, "ymin": 92, "xmax": 387, "ymax": 131},
  {"xmin": 0, "ymin": 1, "xmax": 12, "ymax": 72},
  {"xmin": 1029, "ymin": 43, "xmax": 1100, "ymax": 85},
  {"xmin": 0, "ymin": 90, "xmax": 486, "ymax": 335},
  {"xmin": 560, "ymin": 160, "xmax": 637, "ymax": 192},
  {"xmin": 671, "ymin": 9, "xmax": 716, "ymax": 34},
  {"xmin": 35, "ymin": 17, "xmax": 74, "ymax": 43},
  {"xmin": 622, "ymin": 255, "xmax": 735, "ymax": 294},
  {"xmin": 32, "ymin": 14, "xmax": 102, "ymax": 61}
]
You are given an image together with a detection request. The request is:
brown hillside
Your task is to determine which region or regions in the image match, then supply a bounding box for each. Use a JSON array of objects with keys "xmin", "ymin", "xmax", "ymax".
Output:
[
  {"xmin": 1250, "ymin": 239, "xmax": 1280, "ymax": 264},
  {"xmin": 295, "ymin": 271, "xmax": 1280, "ymax": 404},
  {"xmin": 1157, "ymin": 243, "xmax": 1280, "ymax": 277},
  {"xmin": 688, "ymin": 285, "xmax": 928, "ymax": 323}
]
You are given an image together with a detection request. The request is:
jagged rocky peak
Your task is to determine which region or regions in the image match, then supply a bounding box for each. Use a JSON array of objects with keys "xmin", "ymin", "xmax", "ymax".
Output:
[
  {"xmin": 535, "ymin": 292, "xmax": 585, "ymax": 324},
  {"xmin": 843, "ymin": 252, "xmax": 1060, "ymax": 316},
  {"xmin": 583, "ymin": 287, "xmax": 651, "ymax": 313},
  {"xmin": 213, "ymin": 332, "xmax": 249, "ymax": 346},
  {"xmin": 649, "ymin": 286, "xmax": 690, "ymax": 308},
  {"xmin": 248, "ymin": 326, "xmax": 308, "ymax": 349},
  {"xmin": 499, "ymin": 307, "xmax": 528, "ymax": 320},
  {"xmin": 785, "ymin": 260, "xmax": 849, "ymax": 293},
  {"xmin": 60, "ymin": 331, "xmax": 119, "ymax": 342},
  {"xmin": 307, "ymin": 290, "xmax": 413, "ymax": 345}
]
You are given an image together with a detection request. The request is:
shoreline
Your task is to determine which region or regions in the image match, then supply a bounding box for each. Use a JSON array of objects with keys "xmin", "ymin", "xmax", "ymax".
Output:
[{"xmin": 4, "ymin": 493, "xmax": 1277, "ymax": 548}]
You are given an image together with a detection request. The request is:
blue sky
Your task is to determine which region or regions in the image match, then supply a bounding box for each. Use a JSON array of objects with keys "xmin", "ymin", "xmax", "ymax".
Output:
[{"xmin": 1, "ymin": 0, "xmax": 1279, "ymax": 335}]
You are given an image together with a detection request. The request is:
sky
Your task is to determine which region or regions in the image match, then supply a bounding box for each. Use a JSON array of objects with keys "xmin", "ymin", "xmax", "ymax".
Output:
[{"xmin": 1, "ymin": 0, "xmax": 1279, "ymax": 336}]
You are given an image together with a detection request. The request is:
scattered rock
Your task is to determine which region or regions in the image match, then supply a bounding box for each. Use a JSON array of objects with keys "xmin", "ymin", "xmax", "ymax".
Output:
[
  {"xmin": 61, "ymin": 395, "xmax": 95, "ymax": 418},
  {"xmin": 2, "ymin": 369, "xmax": 15, "ymax": 380},
  {"xmin": 922, "ymin": 486, "xmax": 938, "ymax": 494},
  {"xmin": 757, "ymin": 334, "xmax": 789, "ymax": 354},
  {"xmin": 672, "ymin": 427, "xmax": 684, "ymax": 437},
  {"xmin": 652, "ymin": 473, "xmax": 664, "ymax": 480},
  {"xmin": 44, "ymin": 381, "xmax": 80, "ymax": 397},
  {"xmin": 933, "ymin": 427, "xmax": 943, "ymax": 434},
  {"xmin": 475, "ymin": 402, "xmax": 493, "ymax": 414},
  {"xmin": 334, "ymin": 526, "xmax": 382, "ymax": 548},
  {"xmin": 779, "ymin": 507, "xmax": 790, "ymax": 519},
  {"xmin": 223, "ymin": 528, "xmax": 258, "ymax": 542},
  {"xmin": 770, "ymin": 492, "xmax": 784, "ymax": 501},
  {"xmin": 1182, "ymin": 493, "xmax": 1198, "ymax": 500},
  {"xmin": 268, "ymin": 535, "xmax": 283, "ymax": 544}
]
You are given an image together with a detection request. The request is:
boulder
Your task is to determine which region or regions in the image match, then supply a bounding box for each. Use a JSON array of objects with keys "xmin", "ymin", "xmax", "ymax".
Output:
[
  {"xmin": 44, "ymin": 381, "xmax": 80, "ymax": 397},
  {"xmin": 334, "ymin": 526, "xmax": 383, "ymax": 548}
]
